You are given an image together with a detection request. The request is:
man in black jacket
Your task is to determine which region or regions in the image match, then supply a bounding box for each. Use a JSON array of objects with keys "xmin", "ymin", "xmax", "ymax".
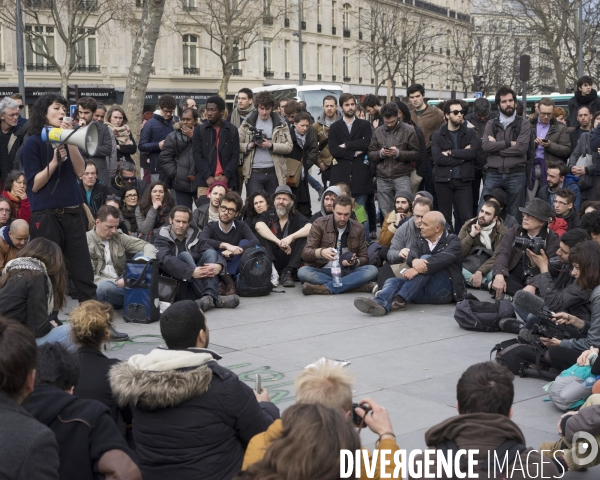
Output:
[
  {"xmin": 553, "ymin": 188, "xmax": 581, "ymax": 231},
  {"xmin": 0, "ymin": 96, "xmax": 25, "ymax": 187},
  {"xmin": 79, "ymin": 160, "xmax": 111, "ymax": 216},
  {"xmin": 431, "ymin": 99, "xmax": 479, "ymax": 233},
  {"xmin": 24, "ymin": 343, "xmax": 141, "ymax": 480},
  {"xmin": 155, "ymin": 205, "xmax": 238, "ymax": 311},
  {"xmin": 194, "ymin": 96, "xmax": 240, "ymax": 197},
  {"xmin": 110, "ymin": 300, "xmax": 280, "ymax": 480},
  {"xmin": 354, "ymin": 211, "xmax": 465, "ymax": 316}
]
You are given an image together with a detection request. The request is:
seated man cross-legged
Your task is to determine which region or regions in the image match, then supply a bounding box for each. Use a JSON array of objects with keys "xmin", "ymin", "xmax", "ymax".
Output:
[
  {"xmin": 299, "ymin": 194, "xmax": 378, "ymax": 295},
  {"xmin": 354, "ymin": 211, "xmax": 465, "ymax": 316}
]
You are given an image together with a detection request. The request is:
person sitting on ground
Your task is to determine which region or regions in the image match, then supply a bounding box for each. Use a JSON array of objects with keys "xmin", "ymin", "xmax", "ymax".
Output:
[
  {"xmin": 79, "ymin": 160, "xmax": 111, "ymax": 217},
  {"xmin": 155, "ymin": 206, "xmax": 238, "ymax": 311},
  {"xmin": 24, "ymin": 343, "xmax": 141, "ymax": 480},
  {"xmin": 581, "ymin": 210, "xmax": 600, "ymax": 243},
  {"xmin": 192, "ymin": 180, "xmax": 227, "ymax": 232},
  {"xmin": 242, "ymin": 360, "xmax": 400, "ymax": 479},
  {"xmin": 299, "ymin": 195, "xmax": 377, "ymax": 295},
  {"xmin": 579, "ymin": 200, "xmax": 600, "ymax": 218},
  {"xmin": 87, "ymin": 206, "xmax": 156, "ymax": 340},
  {"xmin": 243, "ymin": 190, "xmax": 272, "ymax": 234},
  {"xmin": 135, "ymin": 180, "xmax": 175, "ymax": 243},
  {"xmin": 378, "ymin": 190, "xmax": 413, "ymax": 248},
  {"xmin": 0, "ymin": 317, "xmax": 59, "ymax": 480},
  {"xmin": 70, "ymin": 300, "xmax": 132, "ymax": 436},
  {"xmin": 354, "ymin": 211, "xmax": 465, "ymax": 316},
  {"xmin": 110, "ymin": 300, "xmax": 279, "ymax": 480},
  {"xmin": 1, "ymin": 170, "xmax": 30, "ymax": 222},
  {"xmin": 0, "ymin": 196, "xmax": 13, "ymax": 228},
  {"xmin": 254, "ymin": 185, "xmax": 311, "ymax": 287},
  {"xmin": 104, "ymin": 194, "xmax": 130, "ymax": 236},
  {"xmin": 537, "ymin": 160, "xmax": 581, "ymax": 212},
  {"xmin": 200, "ymin": 192, "xmax": 258, "ymax": 288},
  {"xmin": 112, "ymin": 161, "xmax": 147, "ymax": 196},
  {"xmin": 0, "ymin": 238, "xmax": 72, "ymax": 348},
  {"xmin": 408, "ymin": 362, "xmax": 560, "ymax": 479},
  {"xmin": 483, "ymin": 188, "xmax": 518, "ymax": 229},
  {"xmin": 309, "ymin": 185, "xmax": 341, "ymax": 222},
  {"xmin": 491, "ymin": 198, "xmax": 560, "ymax": 299},
  {"xmin": 0, "ymin": 218, "xmax": 28, "ymax": 271},
  {"xmin": 458, "ymin": 201, "xmax": 507, "ymax": 289},
  {"xmin": 335, "ymin": 181, "xmax": 369, "ymax": 236},
  {"xmin": 553, "ymin": 188, "xmax": 581, "ymax": 231}
]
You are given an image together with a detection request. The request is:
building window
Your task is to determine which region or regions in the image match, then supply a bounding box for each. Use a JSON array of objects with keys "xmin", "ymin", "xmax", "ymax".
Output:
[
  {"xmin": 0, "ymin": 26, "xmax": 3, "ymax": 66},
  {"xmin": 332, "ymin": 46, "xmax": 336, "ymax": 77},
  {"xmin": 183, "ymin": 34, "xmax": 198, "ymax": 72},
  {"xmin": 263, "ymin": 39, "xmax": 272, "ymax": 72},
  {"xmin": 317, "ymin": 0, "xmax": 321, "ymax": 24},
  {"xmin": 332, "ymin": 1, "xmax": 336, "ymax": 28},
  {"xmin": 70, "ymin": 28, "xmax": 97, "ymax": 68},
  {"xmin": 343, "ymin": 48, "xmax": 349, "ymax": 77},
  {"xmin": 263, "ymin": 0, "xmax": 271, "ymax": 16},
  {"xmin": 284, "ymin": 40, "xmax": 290, "ymax": 72},
  {"xmin": 182, "ymin": 0, "xmax": 196, "ymax": 10},
  {"xmin": 343, "ymin": 4, "xmax": 350, "ymax": 31},
  {"xmin": 25, "ymin": 25, "xmax": 55, "ymax": 67},
  {"xmin": 317, "ymin": 44, "xmax": 322, "ymax": 75}
]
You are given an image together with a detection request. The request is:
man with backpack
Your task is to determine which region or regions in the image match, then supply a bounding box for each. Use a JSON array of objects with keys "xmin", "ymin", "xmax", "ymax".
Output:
[{"xmin": 407, "ymin": 362, "xmax": 562, "ymax": 479}]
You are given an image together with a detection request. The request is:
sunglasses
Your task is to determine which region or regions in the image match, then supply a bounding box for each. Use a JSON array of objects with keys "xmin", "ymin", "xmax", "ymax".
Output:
[
  {"xmin": 449, "ymin": 110, "xmax": 466, "ymax": 116},
  {"xmin": 122, "ymin": 176, "xmax": 136, "ymax": 182}
]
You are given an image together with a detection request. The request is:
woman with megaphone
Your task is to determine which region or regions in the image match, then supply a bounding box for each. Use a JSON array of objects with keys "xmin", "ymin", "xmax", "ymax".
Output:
[{"xmin": 19, "ymin": 93, "xmax": 97, "ymax": 308}]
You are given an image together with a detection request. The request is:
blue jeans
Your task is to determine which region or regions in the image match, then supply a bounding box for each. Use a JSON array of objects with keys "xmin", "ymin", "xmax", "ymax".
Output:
[
  {"xmin": 218, "ymin": 239, "xmax": 251, "ymax": 275},
  {"xmin": 307, "ymin": 173, "xmax": 322, "ymax": 192},
  {"xmin": 480, "ymin": 172, "xmax": 526, "ymax": 221},
  {"xmin": 36, "ymin": 324, "xmax": 76, "ymax": 352},
  {"xmin": 96, "ymin": 253, "xmax": 146, "ymax": 308},
  {"xmin": 298, "ymin": 265, "xmax": 378, "ymax": 294},
  {"xmin": 174, "ymin": 190, "xmax": 197, "ymax": 209},
  {"xmin": 178, "ymin": 250, "xmax": 220, "ymax": 299},
  {"xmin": 354, "ymin": 194, "xmax": 370, "ymax": 241}
]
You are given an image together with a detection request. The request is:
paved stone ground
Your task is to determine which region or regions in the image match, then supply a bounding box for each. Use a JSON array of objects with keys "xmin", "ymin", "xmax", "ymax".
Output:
[{"xmin": 62, "ymin": 175, "xmax": 595, "ymax": 478}]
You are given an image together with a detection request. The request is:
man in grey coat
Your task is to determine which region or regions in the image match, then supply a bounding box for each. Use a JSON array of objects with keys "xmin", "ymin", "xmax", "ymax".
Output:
[{"xmin": 387, "ymin": 196, "xmax": 432, "ymax": 264}]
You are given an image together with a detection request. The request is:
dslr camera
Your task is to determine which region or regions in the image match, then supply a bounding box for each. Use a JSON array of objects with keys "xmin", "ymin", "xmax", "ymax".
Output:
[
  {"xmin": 351, "ymin": 402, "xmax": 371, "ymax": 426},
  {"xmin": 531, "ymin": 319, "xmax": 571, "ymax": 340},
  {"xmin": 249, "ymin": 126, "xmax": 266, "ymax": 144},
  {"xmin": 513, "ymin": 236, "xmax": 545, "ymax": 255}
]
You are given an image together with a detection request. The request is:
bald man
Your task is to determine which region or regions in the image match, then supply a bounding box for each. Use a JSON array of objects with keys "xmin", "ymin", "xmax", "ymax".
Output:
[
  {"xmin": 354, "ymin": 211, "xmax": 467, "ymax": 316},
  {"xmin": 0, "ymin": 219, "xmax": 29, "ymax": 271}
]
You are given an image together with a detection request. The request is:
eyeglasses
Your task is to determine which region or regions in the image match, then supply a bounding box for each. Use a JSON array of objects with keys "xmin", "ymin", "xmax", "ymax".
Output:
[
  {"xmin": 219, "ymin": 205, "xmax": 238, "ymax": 215},
  {"xmin": 553, "ymin": 199, "xmax": 569, "ymax": 206},
  {"xmin": 124, "ymin": 194, "xmax": 138, "ymax": 199},
  {"xmin": 161, "ymin": 109, "xmax": 174, "ymax": 115},
  {"xmin": 0, "ymin": 208, "xmax": 11, "ymax": 214},
  {"xmin": 449, "ymin": 110, "xmax": 466, "ymax": 116},
  {"xmin": 106, "ymin": 195, "xmax": 121, "ymax": 201}
]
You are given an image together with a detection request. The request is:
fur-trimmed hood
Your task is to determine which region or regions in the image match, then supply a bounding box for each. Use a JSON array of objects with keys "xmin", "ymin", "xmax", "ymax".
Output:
[{"xmin": 110, "ymin": 348, "xmax": 220, "ymax": 411}]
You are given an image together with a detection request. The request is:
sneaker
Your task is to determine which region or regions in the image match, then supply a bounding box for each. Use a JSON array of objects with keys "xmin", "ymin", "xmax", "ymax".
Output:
[
  {"xmin": 280, "ymin": 269, "xmax": 295, "ymax": 288},
  {"xmin": 195, "ymin": 295, "xmax": 215, "ymax": 312},
  {"xmin": 353, "ymin": 297, "xmax": 387, "ymax": 316},
  {"xmin": 349, "ymin": 281, "xmax": 377, "ymax": 293},
  {"xmin": 372, "ymin": 283, "xmax": 379, "ymax": 295},
  {"xmin": 302, "ymin": 282, "xmax": 331, "ymax": 295},
  {"xmin": 390, "ymin": 296, "xmax": 407, "ymax": 311},
  {"xmin": 215, "ymin": 295, "xmax": 240, "ymax": 308},
  {"xmin": 109, "ymin": 325, "xmax": 129, "ymax": 342},
  {"xmin": 499, "ymin": 317, "xmax": 524, "ymax": 334}
]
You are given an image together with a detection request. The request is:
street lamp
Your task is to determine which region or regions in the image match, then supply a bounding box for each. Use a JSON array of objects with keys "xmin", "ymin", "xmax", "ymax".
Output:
[
  {"xmin": 578, "ymin": 0, "xmax": 583, "ymax": 78},
  {"xmin": 16, "ymin": 0, "xmax": 26, "ymax": 102},
  {"xmin": 297, "ymin": 0, "xmax": 303, "ymax": 85}
]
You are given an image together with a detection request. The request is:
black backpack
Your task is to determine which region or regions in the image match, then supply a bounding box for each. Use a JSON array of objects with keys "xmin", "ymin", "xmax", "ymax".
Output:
[
  {"xmin": 454, "ymin": 299, "xmax": 515, "ymax": 332},
  {"xmin": 235, "ymin": 246, "xmax": 274, "ymax": 297},
  {"xmin": 491, "ymin": 337, "xmax": 556, "ymax": 380},
  {"xmin": 462, "ymin": 246, "xmax": 494, "ymax": 274}
]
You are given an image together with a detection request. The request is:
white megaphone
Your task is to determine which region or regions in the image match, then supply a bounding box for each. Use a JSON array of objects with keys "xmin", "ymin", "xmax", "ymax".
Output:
[{"xmin": 41, "ymin": 122, "xmax": 99, "ymax": 157}]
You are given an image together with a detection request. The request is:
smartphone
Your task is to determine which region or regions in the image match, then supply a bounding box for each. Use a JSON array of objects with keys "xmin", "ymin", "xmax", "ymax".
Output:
[
  {"xmin": 383, "ymin": 145, "xmax": 390, "ymax": 149},
  {"xmin": 255, "ymin": 374, "xmax": 262, "ymax": 394}
]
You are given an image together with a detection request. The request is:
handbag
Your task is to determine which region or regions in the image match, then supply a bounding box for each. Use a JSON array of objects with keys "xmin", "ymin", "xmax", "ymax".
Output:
[
  {"xmin": 123, "ymin": 259, "xmax": 160, "ymax": 324},
  {"xmin": 462, "ymin": 246, "xmax": 493, "ymax": 274},
  {"xmin": 286, "ymin": 158, "xmax": 302, "ymax": 188},
  {"xmin": 454, "ymin": 298, "xmax": 514, "ymax": 332},
  {"xmin": 158, "ymin": 275, "xmax": 179, "ymax": 303}
]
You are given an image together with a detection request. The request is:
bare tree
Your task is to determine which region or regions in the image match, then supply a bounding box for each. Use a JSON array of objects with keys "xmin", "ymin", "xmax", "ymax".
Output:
[
  {"xmin": 0, "ymin": 0, "xmax": 128, "ymax": 96},
  {"xmin": 447, "ymin": 27, "xmax": 474, "ymax": 97}
]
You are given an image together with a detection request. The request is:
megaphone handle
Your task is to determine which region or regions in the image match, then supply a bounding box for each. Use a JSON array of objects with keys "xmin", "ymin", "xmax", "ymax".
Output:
[{"xmin": 55, "ymin": 125, "xmax": 81, "ymax": 161}]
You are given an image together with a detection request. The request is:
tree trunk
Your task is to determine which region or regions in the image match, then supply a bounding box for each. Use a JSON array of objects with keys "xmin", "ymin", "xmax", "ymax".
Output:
[
  {"xmin": 218, "ymin": 66, "xmax": 232, "ymax": 100},
  {"xmin": 60, "ymin": 70, "xmax": 69, "ymax": 98},
  {"xmin": 550, "ymin": 51, "xmax": 566, "ymax": 93},
  {"xmin": 123, "ymin": 0, "xmax": 166, "ymax": 176},
  {"xmin": 374, "ymin": 75, "xmax": 380, "ymax": 96}
]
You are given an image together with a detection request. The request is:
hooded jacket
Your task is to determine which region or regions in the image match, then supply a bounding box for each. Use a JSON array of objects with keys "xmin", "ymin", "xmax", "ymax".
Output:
[
  {"xmin": 139, "ymin": 113, "xmax": 175, "ymax": 174},
  {"xmin": 536, "ymin": 175, "xmax": 582, "ymax": 211},
  {"xmin": 367, "ymin": 120, "xmax": 420, "ymax": 179},
  {"xmin": 24, "ymin": 383, "xmax": 136, "ymax": 480},
  {"xmin": 313, "ymin": 110, "xmax": 342, "ymax": 167},
  {"xmin": 408, "ymin": 413, "xmax": 560, "ymax": 479},
  {"xmin": 458, "ymin": 217, "xmax": 507, "ymax": 276},
  {"xmin": 159, "ymin": 123, "xmax": 196, "ymax": 193},
  {"xmin": 568, "ymin": 89, "xmax": 600, "ymax": 128},
  {"xmin": 109, "ymin": 348, "xmax": 280, "ymax": 480}
]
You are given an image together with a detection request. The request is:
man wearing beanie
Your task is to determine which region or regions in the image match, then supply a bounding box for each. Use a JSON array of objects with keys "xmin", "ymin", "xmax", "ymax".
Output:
[{"xmin": 378, "ymin": 190, "xmax": 413, "ymax": 247}]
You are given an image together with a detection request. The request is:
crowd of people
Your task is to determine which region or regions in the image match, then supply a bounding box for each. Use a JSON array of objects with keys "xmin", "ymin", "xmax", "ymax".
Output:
[{"xmin": 1, "ymin": 74, "xmax": 600, "ymax": 478}]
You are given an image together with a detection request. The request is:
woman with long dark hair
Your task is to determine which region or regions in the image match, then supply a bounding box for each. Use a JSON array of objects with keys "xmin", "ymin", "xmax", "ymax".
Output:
[
  {"xmin": 1, "ymin": 170, "xmax": 30, "ymax": 222},
  {"xmin": 19, "ymin": 93, "xmax": 96, "ymax": 303},
  {"xmin": 135, "ymin": 180, "xmax": 174, "ymax": 242},
  {"xmin": 0, "ymin": 237, "xmax": 71, "ymax": 348},
  {"xmin": 243, "ymin": 190, "xmax": 271, "ymax": 234}
]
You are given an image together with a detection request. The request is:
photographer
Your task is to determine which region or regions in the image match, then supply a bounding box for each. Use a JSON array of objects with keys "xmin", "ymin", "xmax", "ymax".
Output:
[
  {"xmin": 491, "ymin": 199, "xmax": 559, "ymax": 299},
  {"xmin": 239, "ymin": 91, "xmax": 292, "ymax": 196}
]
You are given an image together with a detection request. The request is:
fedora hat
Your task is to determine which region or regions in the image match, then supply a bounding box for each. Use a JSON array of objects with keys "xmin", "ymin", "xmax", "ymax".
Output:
[
  {"xmin": 483, "ymin": 188, "xmax": 508, "ymax": 207},
  {"xmin": 519, "ymin": 198, "xmax": 555, "ymax": 222},
  {"xmin": 271, "ymin": 185, "xmax": 296, "ymax": 202}
]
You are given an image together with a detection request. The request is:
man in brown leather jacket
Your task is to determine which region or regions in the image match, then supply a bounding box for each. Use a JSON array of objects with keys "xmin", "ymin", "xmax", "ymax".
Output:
[{"xmin": 299, "ymin": 195, "xmax": 377, "ymax": 295}]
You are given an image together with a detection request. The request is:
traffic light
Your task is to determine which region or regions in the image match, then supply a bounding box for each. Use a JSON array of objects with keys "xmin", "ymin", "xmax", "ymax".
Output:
[
  {"xmin": 67, "ymin": 84, "xmax": 79, "ymax": 103},
  {"xmin": 473, "ymin": 75, "xmax": 485, "ymax": 92}
]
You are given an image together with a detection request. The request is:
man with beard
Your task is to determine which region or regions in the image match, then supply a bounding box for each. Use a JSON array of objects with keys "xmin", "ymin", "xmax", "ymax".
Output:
[
  {"xmin": 567, "ymin": 75, "xmax": 600, "ymax": 128},
  {"xmin": 254, "ymin": 185, "xmax": 311, "ymax": 287},
  {"xmin": 299, "ymin": 195, "xmax": 377, "ymax": 295},
  {"xmin": 481, "ymin": 86, "xmax": 532, "ymax": 220},
  {"xmin": 458, "ymin": 201, "xmax": 506, "ymax": 288},
  {"xmin": 378, "ymin": 191, "xmax": 413, "ymax": 247},
  {"xmin": 431, "ymin": 99, "xmax": 479, "ymax": 232},
  {"xmin": 537, "ymin": 160, "xmax": 581, "ymax": 211},
  {"xmin": 228, "ymin": 89, "xmax": 255, "ymax": 194},
  {"xmin": 310, "ymin": 185, "xmax": 341, "ymax": 222},
  {"xmin": 192, "ymin": 181, "xmax": 227, "ymax": 232},
  {"xmin": 313, "ymin": 95, "xmax": 341, "ymax": 188}
]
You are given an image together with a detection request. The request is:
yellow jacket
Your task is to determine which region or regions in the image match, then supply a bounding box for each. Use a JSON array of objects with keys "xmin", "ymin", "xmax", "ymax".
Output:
[{"xmin": 242, "ymin": 419, "xmax": 401, "ymax": 479}]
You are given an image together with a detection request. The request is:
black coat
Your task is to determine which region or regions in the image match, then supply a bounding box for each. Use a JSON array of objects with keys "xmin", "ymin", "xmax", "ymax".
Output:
[
  {"xmin": 407, "ymin": 229, "xmax": 467, "ymax": 302},
  {"xmin": 24, "ymin": 384, "xmax": 137, "ymax": 480},
  {"xmin": 465, "ymin": 111, "xmax": 496, "ymax": 171},
  {"xmin": 193, "ymin": 120, "xmax": 240, "ymax": 189},
  {"xmin": 328, "ymin": 117, "xmax": 374, "ymax": 194},
  {"xmin": 79, "ymin": 180, "xmax": 111, "ymax": 216},
  {"xmin": 116, "ymin": 132, "xmax": 137, "ymax": 164},
  {"xmin": 159, "ymin": 130, "xmax": 196, "ymax": 193},
  {"xmin": 413, "ymin": 123, "xmax": 428, "ymax": 178},
  {"xmin": 286, "ymin": 125, "xmax": 319, "ymax": 207},
  {"xmin": 430, "ymin": 123, "xmax": 479, "ymax": 182},
  {"xmin": 1, "ymin": 124, "xmax": 25, "ymax": 185}
]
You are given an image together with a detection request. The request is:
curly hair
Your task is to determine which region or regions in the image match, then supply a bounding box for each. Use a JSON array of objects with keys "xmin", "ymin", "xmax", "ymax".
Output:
[
  {"xmin": 244, "ymin": 191, "xmax": 272, "ymax": 218},
  {"xmin": 139, "ymin": 180, "xmax": 175, "ymax": 217},
  {"xmin": 253, "ymin": 91, "xmax": 276, "ymax": 109},
  {"xmin": 28, "ymin": 93, "xmax": 68, "ymax": 136},
  {"xmin": 4, "ymin": 170, "xmax": 25, "ymax": 193},
  {"xmin": 70, "ymin": 300, "xmax": 113, "ymax": 348}
]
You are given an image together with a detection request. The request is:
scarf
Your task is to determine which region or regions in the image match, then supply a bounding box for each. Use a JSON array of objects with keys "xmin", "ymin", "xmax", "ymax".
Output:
[
  {"xmin": 498, "ymin": 110, "xmax": 516, "ymax": 130},
  {"xmin": 295, "ymin": 130, "xmax": 306, "ymax": 148},
  {"xmin": 230, "ymin": 105, "xmax": 256, "ymax": 128},
  {"xmin": 106, "ymin": 123, "xmax": 132, "ymax": 144},
  {"xmin": 0, "ymin": 226, "xmax": 13, "ymax": 247},
  {"xmin": 575, "ymin": 89, "xmax": 598, "ymax": 105},
  {"xmin": 2, "ymin": 190, "xmax": 21, "ymax": 215},
  {"xmin": 3, "ymin": 257, "xmax": 54, "ymax": 315},
  {"xmin": 478, "ymin": 221, "xmax": 496, "ymax": 250}
]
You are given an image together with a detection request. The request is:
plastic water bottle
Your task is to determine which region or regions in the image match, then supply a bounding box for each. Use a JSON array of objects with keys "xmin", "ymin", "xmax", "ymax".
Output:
[
  {"xmin": 363, "ymin": 154, "xmax": 369, "ymax": 165},
  {"xmin": 584, "ymin": 377, "xmax": 597, "ymax": 389},
  {"xmin": 331, "ymin": 255, "xmax": 343, "ymax": 287}
]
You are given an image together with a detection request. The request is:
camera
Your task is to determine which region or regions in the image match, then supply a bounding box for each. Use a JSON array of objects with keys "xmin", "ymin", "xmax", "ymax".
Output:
[
  {"xmin": 513, "ymin": 236, "xmax": 545, "ymax": 255},
  {"xmin": 351, "ymin": 402, "xmax": 371, "ymax": 426},
  {"xmin": 531, "ymin": 319, "xmax": 571, "ymax": 340},
  {"xmin": 249, "ymin": 126, "xmax": 266, "ymax": 144}
]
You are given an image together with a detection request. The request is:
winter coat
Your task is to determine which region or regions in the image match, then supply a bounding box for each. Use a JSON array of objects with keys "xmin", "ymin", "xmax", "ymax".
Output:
[
  {"xmin": 239, "ymin": 111, "xmax": 293, "ymax": 186},
  {"xmin": 465, "ymin": 111, "xmax": 497, "ymax": 171},
  {"xmin": 567, "ymin": 90, "xmax": 600, "ymax": 128},
  {"xmin": 24, "ymin": 383, "xmax": 136, "ymax": 480},
  {"xmin": 193, "ymin": 120, "xmax": 240, "ymax": 189},
  {"xmin": 561, "ymin": 285, "xmax": 600, "ymax": 351},
  {"xmin": 79, "ymin": 180, "xmax": 111, "ymax": 217},
  {"xmin": 409, "ymin": 104, "xmax": 445, "ymax": 150},
  {"xmin": 86, "ymin": 228, "xmax": 157, "ymax": 284},
  {"xmin": 549, "ymin": 217, "xmax": 568, "ymax": 236},
  {"xmin": 408, "ymin": 413, "xmax": 560, "ymax": 479},
  {"xmin": 430, "ymin": 123, "xmax": 479, "ymax": 182},
  {"xmin": 569, "ymin": 126, "xmax": 591, "ymax": 155},
  {"xmin": 139, "ymin": 114, "xmax": 175, "ymax": 174},
  {"xmin": 81, "ymin": 122, "xmax": 117, "ymax": 187},
  {"xmin": 0, "ymin": 124, "xmax": 25, "ymax": 186},
  {"xmin": 458, "ymin": 217, "xmax": 507, "ymax": 276},
  {"xmin": 191, "ymin": 202, "xmax": 211, "ymax": 232},
  {"xmin": 154, "ymin": 225, "xmax": 226, "ymax": 281},
  {"xmin": 568, "ymin": 131, "xmax": 597, "ymax": 200},
  {"xmin": 529, "ymin": 115, "xmax": 571, "ymax": 163},
  {"xmin": 387, "ymin": 217, "xmax": 420, "ymax": 263},
  {"xmin": 159, "ymin": 127, "xmax": 196, "ymax": 193},
  {"xmin": 0, "ymin": 390, "xmax": 59, "ymax": 480},
  {"xmin": 0, "ymin": 269, "xmax": 52, "ymax": 337},
  {"xmin": 482, "ymin": 116, "xmax": 531, "ymax": 173},
  {"xmin": 1, "ymin": 189, "xmax": 30, "ymax": 222},
  {"xmin": 135, "ymin": 205, "xmax": 171, "ymax": 241},
  {"xmin": 0, "ymin": 225, "xmax": 20, "ymax": 270},
  {"xmin": 536, "ymin": 175, "xmax": 582, "ymax": 211},
  {"xmin": 407, "ymin": 229, "xmax": 467, "ymax": 302},
  {"xmin": 109, "ymin": 348, "xmax": 280, "ymax": 480},
  {"xmin": 532, "ymin": 267, "xmax": 592, "ymax": 321},
  {"xmin": 367, "ymin": 120, "xmax": 420, "ymax": 179},
  {"xmin": 379, "ymin": 211, "xmax": 409, "ymax": 247},
  {"xmin": 115, "ymin": 131, "xmax": 137, "ymax": 164},
  {"xmin": 313, "ymin": 111, "xmax": 342, "ymax": 167},
  {"xmin": 328, "ymin": 117, "xmax": 374, "ymax": 194}
]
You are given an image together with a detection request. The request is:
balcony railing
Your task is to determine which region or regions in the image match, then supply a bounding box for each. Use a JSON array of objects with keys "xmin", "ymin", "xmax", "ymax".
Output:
[
  {"xmin": 24, "ymin": 0, "xmax": 52, "ymax": 8},
  {"xmin": 27, "ymin": 63, "xmax": 57, "ymax": 71},
  {"xmin": 414, "ymin": 0, "xmax": 446, "ymax": 16},
  {"xmin": 182, "ymin": 5, "xmax": 197, "ymax": 11},
  {"xmin": 263, "ymin": 16, "xmax": 273, "ymax": 25},
  {"xmin": 343, "ymin": 29, "xmax": 350, "ymax": 38},
  {"xmin": 76, "ymin": 0, "xmax": 97, "ymax": 11},
  {"xmin": 264, "ymin": 70, "xmax": 274, "ymax": 77},
  {"xmin": 232, "ymin": 68, "xmax": 242, "ymax": 76},
  {"xmin": 70, "ymin": 64, "xmax": 101, "ymax": 73},
  {"xmin": 332, "ymin": 26, "xmax": 337, "ymax": 35},
  {"xmin": 343, "ymin": 76, "xmax": 351, "ymax": 82},
  {"xmin": 183, "ymin": 67, "xmax": 200, "ymax": 75},
  {"xmin": 457, "ymin": 13, "xmax": 470, "ymax": 22}
]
